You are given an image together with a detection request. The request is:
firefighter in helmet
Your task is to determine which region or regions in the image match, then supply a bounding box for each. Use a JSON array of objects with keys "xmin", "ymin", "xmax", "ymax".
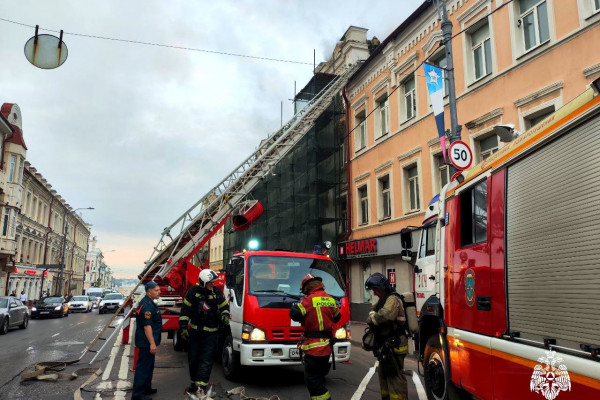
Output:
[
  {"xmin": 364, "ymin": 272, "xmax": 408, "ymax": 400},
  {"xmin": 290, "ymin": 273, "xmax": 341, "ymax": 400},
  {"xmin": 179, "ymin": 269, "xmax": 230, "ymax": 397}
]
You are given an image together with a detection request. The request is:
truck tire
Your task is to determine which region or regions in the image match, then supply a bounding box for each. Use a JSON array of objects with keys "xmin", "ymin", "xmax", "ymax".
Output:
[
  {"xmin": 221, "ymin": 335, "xmax": 241, "ymax": 381},
  {"xmin": 423, "ymin": 335, "xmax": 448, "ymax": 400}
]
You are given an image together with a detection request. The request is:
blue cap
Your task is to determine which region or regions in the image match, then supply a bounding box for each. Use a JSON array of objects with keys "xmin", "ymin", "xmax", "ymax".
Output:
[{"xmin": 145, "ymin": 281, "xmax": 158, "ymax": 291}]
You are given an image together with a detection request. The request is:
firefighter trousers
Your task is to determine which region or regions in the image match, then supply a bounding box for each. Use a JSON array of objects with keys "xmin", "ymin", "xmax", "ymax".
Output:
[
  {"xmin": 377, "ymin": 353, "xmax": 407, "ymax": 400},
  {"xmin": 303, "ymin": 353, "xmax": 332, "ymax": 400},
  {"xmin": 187, "ymin": 330, "xmax": 219, "ymax": 387}
]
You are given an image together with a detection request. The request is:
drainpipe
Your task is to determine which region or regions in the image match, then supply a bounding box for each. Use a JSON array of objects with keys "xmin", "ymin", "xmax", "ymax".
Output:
[{"xmin": 341, "ymin": 87, "xmax": 353, "ymax": 304}]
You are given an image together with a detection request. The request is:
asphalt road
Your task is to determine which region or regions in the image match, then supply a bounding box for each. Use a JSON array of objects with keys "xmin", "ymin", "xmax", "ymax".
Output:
[{"xmin": 0, "ymin": 308, "xmax": 123, "ymax": 400}]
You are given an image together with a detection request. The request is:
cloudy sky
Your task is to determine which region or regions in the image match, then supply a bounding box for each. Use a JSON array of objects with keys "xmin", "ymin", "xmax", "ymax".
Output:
[{"xmin": 0, "ymin": 1, "xmax": 417, "ymax": 277}]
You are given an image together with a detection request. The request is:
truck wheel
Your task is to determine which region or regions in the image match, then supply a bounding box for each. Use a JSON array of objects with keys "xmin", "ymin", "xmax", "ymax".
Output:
[
  {"xmin": 424, "ymin": 335, "xmax": 448, "ymax": 400},
  {"xmin": 173, "ymin": 330, "xmax": 187, "ymax": 352},
  {"xmin": 221, "ymin": 335, "xmax": 240, "ymax": 381}
]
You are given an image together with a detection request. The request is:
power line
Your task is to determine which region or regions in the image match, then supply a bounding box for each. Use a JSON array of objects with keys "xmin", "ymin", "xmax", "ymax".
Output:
[{"xmin": 0, "ymin": 17, "xmax": 313, "ymax": 66}]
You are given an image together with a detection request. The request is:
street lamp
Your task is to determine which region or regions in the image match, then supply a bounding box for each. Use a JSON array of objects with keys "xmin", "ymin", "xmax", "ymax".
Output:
[{"xmin": 58, "ymin": 207, "xmax": 94, "ymax": 296}]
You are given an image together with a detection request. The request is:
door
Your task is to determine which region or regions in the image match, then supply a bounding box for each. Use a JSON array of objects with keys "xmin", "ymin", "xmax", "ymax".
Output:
[
  {"xmin": 226, "ymin": 257, "xmax": 245, "ymax": 343},
  {"xmin": 448, "ymin": 177, "xmax": 493, "ymax": 400},
  {"xmin": 8, "ymin": 298, "xmax": 20, "ymax": 327}
]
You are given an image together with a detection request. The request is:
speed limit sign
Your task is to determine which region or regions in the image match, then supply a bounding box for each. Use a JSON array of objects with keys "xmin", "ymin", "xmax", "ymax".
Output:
[{"xmin": 448, "ymin": 141, "xmax": 473, "ymax": 170}]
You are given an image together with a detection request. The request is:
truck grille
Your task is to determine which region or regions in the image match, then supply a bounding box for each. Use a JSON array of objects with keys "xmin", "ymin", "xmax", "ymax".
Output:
[{"xmin": 270, "ymin": 327, "xmax": 303, "ymax": 341}]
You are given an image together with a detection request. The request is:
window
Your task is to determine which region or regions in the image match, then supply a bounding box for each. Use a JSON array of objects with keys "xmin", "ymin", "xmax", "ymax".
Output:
[
  {"xmin": 37, "ymin": 200, "xmax": 42, "ymax": 222},
  {"xmin": 403, "ymin": 76, "xmax": 416, "ymax": 120},
  {"xmin": 2, "ymin": 208, "xmax": 9, "ymax": 236},
  {"xmin": 524, "ymin": 106, "xmax": 555, "ymax": 130},
  {"xmin": 362, "ymin": 261, "xmax": 372, "ymax": 302},
  {"xmin": 8, "ymin": 155, "xmax": 16, "ymax": 182},
  {"xmin": 428, "ymin": 50, "xmax": 449, "ymax": 97},
  {"xmin": 471, "ymin": 23, "xmax": 492, "ymax": 80},
  {"xmin": 375, "ymin": 95, "xmax": 389, "ymax": 139},
  {"xmin": 11, "ymin": 210, "xmax": 16, "ymax": 237},
  {"xmin": 339, "ymin": 195, "xmax": 348, "ymax": 235},
  {"xmin": 460, "ymin": 180, "xmax": 488, "ymax": 246},
  {"xmin": 418, "ymin": 224, "xmax": 436, "ymax": 258},
  {"xmin": 596, "ymin": 0, "xmax": 600, "ymax": 11},
  {"xmin": 520, "ymin": 0, "xmax": 550, "ymax": 51},
  {"xmin": 18, "ymin": 158, "xmax": 24, "ymax": 184},
  {"xmin": 355, "ymin": 110, "xmax": 367, "ymax": 152},
  {"xmin": 478, "ymin": 135, "xmax": 499, "ymax": 161},
  {"xmin": 26, "ymin": 193, "xmax": 32, "ymax": 216},
  {"xmin": 379, "ymin": 175, "xmax": 391, "ymax": 220},
  {"xmin": 406, "ymin": 166, "xmax": 420, "ymax": 212},
  {"xmin": 358, "ymin": 185, "xmax": 369, "ymax": 225},
  {"xmin": 437, "ymin": 154, "xmax": 450, "ymax": 191}
]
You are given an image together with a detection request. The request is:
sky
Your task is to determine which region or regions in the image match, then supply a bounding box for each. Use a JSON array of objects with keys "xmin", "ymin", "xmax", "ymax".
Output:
[{"xmin": 0, "ymin": 1, "xmax": 417, "ymax": 278}]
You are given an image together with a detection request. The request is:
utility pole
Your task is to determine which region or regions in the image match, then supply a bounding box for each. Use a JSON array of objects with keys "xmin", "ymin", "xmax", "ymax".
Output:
[{"xmin": 435, "ymin": 0, "xmax": 462, "ymax": 171}]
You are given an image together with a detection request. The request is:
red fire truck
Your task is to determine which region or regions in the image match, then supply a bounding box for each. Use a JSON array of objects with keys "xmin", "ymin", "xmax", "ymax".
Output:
[
  {"xmin": 221, "ymin": 248, "xmax": 351, "ymax": 379},
  {"xmin": 403, "ymin": 79, "xmax": 600, "ymax": 400}
]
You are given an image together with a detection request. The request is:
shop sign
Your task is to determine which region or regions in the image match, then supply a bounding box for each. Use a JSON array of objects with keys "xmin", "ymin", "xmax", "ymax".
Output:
[
  {"xmin": 339, "ymin": 238, "xmax": 377, "ymax": 259},
  {"xmin": 24, "ymin": 270, "xmax": 38, "ymax": 275}
]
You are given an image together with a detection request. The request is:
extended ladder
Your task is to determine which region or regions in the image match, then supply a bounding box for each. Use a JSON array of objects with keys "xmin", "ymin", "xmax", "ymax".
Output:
[{"xmin": 140, "ymin": 61, "xmax": 362, "ymax": 281}]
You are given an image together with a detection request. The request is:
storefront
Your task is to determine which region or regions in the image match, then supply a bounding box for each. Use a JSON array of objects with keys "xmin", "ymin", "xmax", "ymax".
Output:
[
  {"xmin": 339, "ymin": 233, "xmax": 414, "ymax": 321},
  {"xmin": 7, "ymin": 266, "xmax": 54, "ymax": 301}
]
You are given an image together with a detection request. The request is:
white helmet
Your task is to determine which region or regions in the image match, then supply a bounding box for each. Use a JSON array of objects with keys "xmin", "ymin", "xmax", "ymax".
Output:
[{"xmin": 199, "ymin": 269, "xmax": 219, "ymax": 287}]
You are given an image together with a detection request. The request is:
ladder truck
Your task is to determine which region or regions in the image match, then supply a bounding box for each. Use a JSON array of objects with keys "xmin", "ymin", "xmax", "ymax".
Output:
[
  {"xmin": 133, "ymin": 63, "xmax": 361, "ymax": 372},
  {"xmin": 402, "ymin": 78, "xmax": 600, "ymax": 400}
]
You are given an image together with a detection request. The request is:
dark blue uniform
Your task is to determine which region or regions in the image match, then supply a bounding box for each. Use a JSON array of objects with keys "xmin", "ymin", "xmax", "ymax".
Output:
[{"xmin": 132, "ymin": 295, "xmax": 162, "ymax": 400}]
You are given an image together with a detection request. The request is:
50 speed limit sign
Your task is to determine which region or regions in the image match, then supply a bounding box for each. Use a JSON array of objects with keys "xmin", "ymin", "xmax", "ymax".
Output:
[{"xmin": 448, "ymin": 141, "xmax": 473, "ymax": 170}]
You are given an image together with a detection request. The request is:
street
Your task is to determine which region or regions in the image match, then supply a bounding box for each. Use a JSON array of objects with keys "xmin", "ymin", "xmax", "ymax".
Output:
[
  {"xmin": 0, "ymin": 310, "xmax": 121, "ymax": 400},
  {"xmin": 0, "ymin": 308, "xmax": 428, "ymax": 399}
]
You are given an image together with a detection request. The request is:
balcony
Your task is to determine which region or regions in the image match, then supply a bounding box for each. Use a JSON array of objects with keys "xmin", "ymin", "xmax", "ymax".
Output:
[{"xmin": 0, "ymin": 237, "xmax": 17, "ymax": 255}]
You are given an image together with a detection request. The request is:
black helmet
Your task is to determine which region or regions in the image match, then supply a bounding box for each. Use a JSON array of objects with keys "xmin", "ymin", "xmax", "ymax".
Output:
[{"xmin": 365, "ymin": 272, "xmax": 391, "ymax": 292}]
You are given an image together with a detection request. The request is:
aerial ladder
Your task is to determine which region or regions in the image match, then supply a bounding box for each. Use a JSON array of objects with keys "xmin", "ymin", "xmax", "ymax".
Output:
[{"xmin": 82, "ymin": 61, "xmax": 362, "ymax": 361}]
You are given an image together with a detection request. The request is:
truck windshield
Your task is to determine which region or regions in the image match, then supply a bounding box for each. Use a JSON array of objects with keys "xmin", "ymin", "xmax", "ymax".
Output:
[{"xmin": 248, "ymin": 256, "xmax": 345, "ymax": 298}]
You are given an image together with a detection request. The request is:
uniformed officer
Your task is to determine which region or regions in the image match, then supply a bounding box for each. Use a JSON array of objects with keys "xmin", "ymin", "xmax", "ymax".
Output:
[
  {"xmin": 365, "ymin": 273, "xmax": 409, "ymax": 400},
  {"xmin": 290, "ymin": 274, "xmax": 341, "ymax": 400},
  {"xmin": 132, "ymin": 281, "xmax": 162, "ymax": 400},
  {"xmin": 179, "ymin": 269, "xmax": 230, "ymax": 397}
]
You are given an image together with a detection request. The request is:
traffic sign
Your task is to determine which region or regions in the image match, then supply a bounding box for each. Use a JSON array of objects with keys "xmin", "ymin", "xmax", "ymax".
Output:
[{"xmin": 449, "ymin": 141, "xmax": 473, "ymax": 170}]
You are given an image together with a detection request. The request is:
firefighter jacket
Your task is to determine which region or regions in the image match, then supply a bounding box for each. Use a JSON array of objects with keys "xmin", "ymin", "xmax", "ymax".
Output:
[
  {"xmin": 367, "ymin": 292, "xmax": 408, "ymax": 356},
  {"xmin": 179, "ymin": 284, "xmax": 229, "ymax": 333},
  {"xmin": 289, "ymin": 284, "xmax": 341, "ymax": 356},
  {"xmin": 135, "ymin": 295, "xmax": 162, "ymax": 348}
]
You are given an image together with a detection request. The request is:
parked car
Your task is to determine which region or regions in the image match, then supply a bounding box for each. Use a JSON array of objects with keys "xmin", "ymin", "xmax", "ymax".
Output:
[
  {"xmin": 0, "ymin": 296, "xmax": 29, "ymax": 334},
  {"xmin": 68, "ymin": 296, "xmax": 93, "ymax": 313},
  {"xmin": 31, "ymin": 296, "xmax": 69, "ymax": 318},
  {"xmin": 98, "ymin": 293, "xmax": 125, "ymax": 314}
]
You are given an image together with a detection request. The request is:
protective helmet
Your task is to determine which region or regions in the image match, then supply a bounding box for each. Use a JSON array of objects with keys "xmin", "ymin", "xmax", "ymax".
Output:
[
  {"xmin": 300, "ymin": 274, "xmax": 322, "ymax": 293},
  {"xmin": 365, "ymin": 272, "xmax": 391, "ymax": 292},
  {"xmin": 199, "ymin": 269, "xmax": 219, "ymax": 287}
]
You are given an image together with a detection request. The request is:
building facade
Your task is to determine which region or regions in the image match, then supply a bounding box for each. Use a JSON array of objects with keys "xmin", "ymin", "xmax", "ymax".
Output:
[
  {"xmin": 11, "ymin": 163, "xmax": 91, "ymax": 298},
  {"xmin": 223, "ymin": 27, "xmax": 377, "ymax": 272},
  {"xmin": 0, "ymin": 104, "xmax": 27, "ymax": 296},
  {"xmin": 208, "ymin": 225, "xmax": 224, "ymax": 271},
  {"xmin": 341, "ymin": 0, "xmax": 600, "ymax": 319}
]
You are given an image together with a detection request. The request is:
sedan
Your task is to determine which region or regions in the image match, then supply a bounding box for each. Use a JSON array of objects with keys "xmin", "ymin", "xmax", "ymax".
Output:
[
  {"xmin": 31, "ymin": 296, "xmax": 69, "ymax": 318},
  {"xmin": 98, "ymin": 293, "xmax": 125, "ymax": 314},
  {"xmin": 0, "ymin": 296, "xmax": 29, "ymax": 334},
  {"xmin": 68, "ymin": 296, "xmax": 93, "ymax": 313}
]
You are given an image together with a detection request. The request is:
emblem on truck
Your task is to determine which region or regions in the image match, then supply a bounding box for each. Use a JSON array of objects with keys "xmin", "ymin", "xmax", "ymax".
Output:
[
  {"xmin": 464, "ymin": 269, "xmax": 475, "ymax": 307},
  {"xmin": 530, "ymin": 350, "xmax": 571, "ymax": 400}
]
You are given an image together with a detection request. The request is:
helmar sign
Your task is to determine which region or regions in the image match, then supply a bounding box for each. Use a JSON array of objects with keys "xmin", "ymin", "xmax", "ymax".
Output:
[{"xmin": 338, "ymin": 238, "xmax": 377, "ymax": 258}]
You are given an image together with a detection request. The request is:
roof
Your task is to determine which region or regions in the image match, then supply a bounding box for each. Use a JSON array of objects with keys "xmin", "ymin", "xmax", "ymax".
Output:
[
  {"xmin": 0, "ymin": 103, "xmax": 27, "ymax": 149},
  {"xmin": 348, "ymin": 1, "xmax": 430, "ymax": 82}
]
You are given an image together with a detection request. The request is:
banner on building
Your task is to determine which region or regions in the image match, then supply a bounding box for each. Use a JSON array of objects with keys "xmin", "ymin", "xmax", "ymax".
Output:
[{"xmin": 423, "ymin": 62, "xmax": 446, "ymax": 161}]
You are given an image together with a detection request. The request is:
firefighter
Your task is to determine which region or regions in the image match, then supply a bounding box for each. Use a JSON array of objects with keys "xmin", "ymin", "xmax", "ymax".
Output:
[
  {"xmin": 290, "ymin": 274, "xmax": 341, "ymax": 400},
  {"xmin": 132, "ymin": 281, "xmax": 162, "ymax": 400},
  {"xmin": 365, "ymin": 272, "xmax": 409, "ymax": 400},
  {"xmin": 179, "ymin": 269, "xmax": 229, "ymax": 397}
]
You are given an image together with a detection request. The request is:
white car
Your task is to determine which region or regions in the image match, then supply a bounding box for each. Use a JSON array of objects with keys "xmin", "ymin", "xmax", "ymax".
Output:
[{"xmin": 68, "ymin": 296, "xmax": 93, "ymax": 313}]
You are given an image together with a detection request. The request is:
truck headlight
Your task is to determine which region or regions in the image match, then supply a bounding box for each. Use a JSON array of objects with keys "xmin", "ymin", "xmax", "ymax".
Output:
[
  {"xmin": 242, "ymin": 322, "xmax": 266, "ymax": 342},
  {"xmin": 335, "ymin": 326, "xmax": 348, "ymax": 339}
]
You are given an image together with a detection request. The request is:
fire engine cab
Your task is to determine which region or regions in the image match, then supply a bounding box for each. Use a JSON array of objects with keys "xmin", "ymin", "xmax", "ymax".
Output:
[
  {"xmin": 403, "ymin": 79, "xmax": 600, "ymax": 399},
  {"xmin": 221, "ymin": 248, "xmax": 351, "ymax": 379}
]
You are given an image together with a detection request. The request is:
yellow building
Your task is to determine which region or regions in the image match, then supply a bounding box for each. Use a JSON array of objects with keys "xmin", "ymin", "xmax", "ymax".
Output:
[{"xmin": 341, "ymin": 0, "xmax": 600, "ymax": 318}]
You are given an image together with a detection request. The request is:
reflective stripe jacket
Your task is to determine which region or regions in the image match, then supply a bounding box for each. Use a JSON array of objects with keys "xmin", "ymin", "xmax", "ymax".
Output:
[
  {"xmin": 289, "ymin": 284, "xmax": 341, "ymax": 356},
  {"xmin": 367, "ymin": 293, "xmax": 408, "ymax": 355},
  {"xmin": 179, "ymin": 284, "xmax": 229, "ymax": 332}
]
